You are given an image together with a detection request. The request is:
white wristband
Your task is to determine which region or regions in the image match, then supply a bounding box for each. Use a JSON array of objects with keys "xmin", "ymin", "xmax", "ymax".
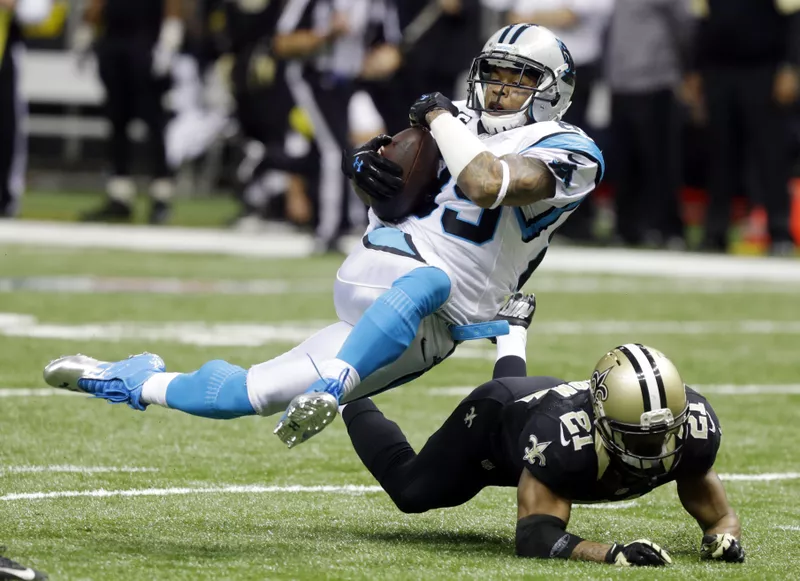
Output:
[
  {"xmin": 490, "ymin": 160, "xmax": 510, "ymax": 209},
  {"xmin": 429, "ymin": 113, "xmax": 489, "ymax": 180}
]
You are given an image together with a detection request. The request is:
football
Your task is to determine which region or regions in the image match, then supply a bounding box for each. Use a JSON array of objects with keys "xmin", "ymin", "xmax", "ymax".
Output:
[{"xmin": 370, "ymin": 127, "xmax": 441, "ymax": 222}]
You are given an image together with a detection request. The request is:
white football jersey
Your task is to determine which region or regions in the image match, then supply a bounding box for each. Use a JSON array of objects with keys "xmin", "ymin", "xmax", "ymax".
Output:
[{"xmin": 369, "ymin": 101, "xmax": 605, "ymax": 326}]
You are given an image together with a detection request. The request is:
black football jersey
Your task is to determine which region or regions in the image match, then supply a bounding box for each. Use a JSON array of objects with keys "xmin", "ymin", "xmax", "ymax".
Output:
[{"xmin": 492, "ymin": 378, "xmax": 722, "ymax": 503}]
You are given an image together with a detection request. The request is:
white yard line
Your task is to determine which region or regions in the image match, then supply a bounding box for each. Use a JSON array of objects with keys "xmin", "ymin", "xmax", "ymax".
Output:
[
  {"xmin": 778, "ymin": 525, "xmax": 800, "ymax": 531},
  {"xmin": 428, "ymin": 384, "xmax": 800, "ymax": 397},
  {"xmin": 1, "ymin": 276, "xmax": 797, "ymax": 295},
  {"xmin": 0, "ymin": 388, "xmax": 79, "ymax": 397},
  {"xmin": 0, "ymin": 484, "xmax": 383, "ymax": 501},
  {"xmin": 4, "ymin": 384, "xmax": 799, "ymax": 401},
  {"xmin": 1, "ymin": 473, "xmax": 794, "ymax": 503},
  {"xmin": 2, "ymin": 221, "xmax": 800, "ymax": 282},
  {"xmin": 719, "ymin": 473, "xmax": 800, "ymax": 481},
  {"xmin": 1, "ymin": 465, "xmax": 158, "ymax": 475},
  {"xmin": 2, "ymin": 315, "xmax": 800, "ymax": 350},
  {"xmin": 0, "ymin": 277, "xmax": 330, "ymax": 296}
]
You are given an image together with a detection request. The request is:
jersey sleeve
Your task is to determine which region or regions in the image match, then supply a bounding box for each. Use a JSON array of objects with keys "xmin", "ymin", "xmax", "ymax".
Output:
[
  {"xmin": 517, "ymin": 125, "xmax": 605, "ymax": 206},
  {"xmin": 674, "ymin": 389, "xmax": 722, "ymax": 477},
  {"xmin": 515, "ymin": 412, "xmax": 595, "ymax": 499}
]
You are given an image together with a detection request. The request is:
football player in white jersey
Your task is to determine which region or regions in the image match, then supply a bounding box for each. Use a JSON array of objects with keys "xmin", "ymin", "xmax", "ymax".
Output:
[{"xmin": 42, "ymin": 24, "xmax": 604, "ymax": 449}]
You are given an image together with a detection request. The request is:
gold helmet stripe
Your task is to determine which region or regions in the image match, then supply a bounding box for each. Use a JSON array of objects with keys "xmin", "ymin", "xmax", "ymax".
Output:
[
  {"xmin": 635, "ymin": 343, "xmax": 668, "ymax": 409},
  {"xmin": 618, "ymin": 344, "xmax": 664, "ymax": 411}
]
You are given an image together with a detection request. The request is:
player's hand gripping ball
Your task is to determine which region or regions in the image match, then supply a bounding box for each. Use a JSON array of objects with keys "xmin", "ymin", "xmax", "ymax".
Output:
[
  {"xmin": 342, "ymin": 134, "xmax": 405, "ymax": 202},
  {"xmin": 408, "ymin": 92, "xmax": 459, "ymax": 129}
]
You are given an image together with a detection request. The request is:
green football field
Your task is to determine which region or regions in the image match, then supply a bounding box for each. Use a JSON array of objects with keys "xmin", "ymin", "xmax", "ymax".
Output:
[{"xmin": 1, "ymin": 237, "xmax": 799, "ymax": 580}]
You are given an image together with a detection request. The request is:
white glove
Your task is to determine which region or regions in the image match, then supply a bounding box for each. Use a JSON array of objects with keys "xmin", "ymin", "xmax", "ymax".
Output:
[
  {"xmin": 606, "ymin": 539, "xmax": 672, "ymax": 567},
  {"xmin": 152, "ymin": 17, "xmax": 184, "ymax": 78}
]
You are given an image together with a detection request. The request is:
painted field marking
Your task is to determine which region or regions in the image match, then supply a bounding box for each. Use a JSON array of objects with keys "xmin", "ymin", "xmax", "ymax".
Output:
[
  {"xmin": 0, "ymin": 388, "xmax": 79, "ymax": 398},
  {"xmin": 3, "ymin": 384, "xmax": 800, "ymax": 401},
  {"xmin": 428, "ymin": 385, "xmax": 800, "ymax": 397},
  {"xmin": 1, "ymin": 465, "xmax": 158, "ymax": 475},
  {"xmin": 719, "ymin": 473, "xmax": 800, "ymax": 481},
  {"xmin": 3, "ymin": 221, "xmax": 800, "ymax": 283},
  {"xmin": 1, "ymin": 473, "xmax": 794, "ymax": 503},
  {"xmin": 2, "ymin": 316, "xmax": 800, "ymax": 351},
  {"xmin": 0, "ymin": 484, "xmax": 383, "ymax": 502},
  {"xmin": 1, "ymin": 276, "xmax": 797, "ymax": 295}
]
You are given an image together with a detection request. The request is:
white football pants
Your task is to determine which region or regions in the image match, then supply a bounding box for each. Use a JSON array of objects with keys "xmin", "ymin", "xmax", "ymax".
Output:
[{"xmin": 246, "ymin": 235, "xmax": 457, "ymax": 416}]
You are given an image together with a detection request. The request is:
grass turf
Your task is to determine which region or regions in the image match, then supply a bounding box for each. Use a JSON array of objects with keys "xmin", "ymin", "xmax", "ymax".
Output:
[{"xmin": 1, "ymin": 243, "xmax": 799, "ymax": 580}]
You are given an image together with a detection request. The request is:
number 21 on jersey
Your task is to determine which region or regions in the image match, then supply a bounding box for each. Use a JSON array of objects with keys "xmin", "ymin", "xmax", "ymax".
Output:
[{"xmin": 559, "ymin": 411, "xmax": 593, "ymax": 451}]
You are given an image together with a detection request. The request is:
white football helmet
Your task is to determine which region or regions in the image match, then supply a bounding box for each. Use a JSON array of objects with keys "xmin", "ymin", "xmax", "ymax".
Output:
[{"xmin": 466, "ymin": 24, "xmax": 576, "ymax": 134}]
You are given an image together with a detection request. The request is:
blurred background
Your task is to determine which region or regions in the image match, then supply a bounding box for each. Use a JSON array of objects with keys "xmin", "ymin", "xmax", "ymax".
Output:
[{"xmin": 2, "ymin": 0, "xmax": 800, "ymax": 255}]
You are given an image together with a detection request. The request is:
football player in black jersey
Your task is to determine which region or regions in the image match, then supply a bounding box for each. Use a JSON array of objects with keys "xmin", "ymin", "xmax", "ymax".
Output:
[{"xmin": 343, "ymin": 293, "xmax": 745, "ymax": 567}]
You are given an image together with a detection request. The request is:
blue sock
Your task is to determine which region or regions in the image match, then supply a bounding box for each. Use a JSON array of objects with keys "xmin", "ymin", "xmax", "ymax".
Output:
[
  {"xmin": 165, "ymin": 360, "xmax": 255, "ymax": 419},
  {"xmin": 336, "ymin": 266, "xmax": 451, "ymax": 381}
]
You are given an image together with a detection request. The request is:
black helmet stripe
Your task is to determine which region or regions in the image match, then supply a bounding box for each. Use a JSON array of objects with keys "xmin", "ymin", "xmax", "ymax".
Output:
[
  {"xmin": 497, "ymin": 25, "xmax": 515, "ymax": 43},
  {"xmin": 636, "ymin": 343, "xmax": 667, "ymax": 409},
  {"xmin": 618, "ymin": 344, "xmax": 664, "ymax": 412},
  {"xmin": 509, "ymin": 24, "xmax": 533, "ymax": 44}
]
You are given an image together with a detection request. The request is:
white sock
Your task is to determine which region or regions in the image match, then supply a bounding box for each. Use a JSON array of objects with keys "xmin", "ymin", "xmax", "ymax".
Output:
[
  {"xmin": 316, "ymin": 358, "xmax": 361, "ymax": 397},
  {"xmin": 495, "ymin": 325, "xmax": 528, "ymax": 362},
  {"xmin": 141, "ymin": 372, "xmax": 180, "ymax": 407}
]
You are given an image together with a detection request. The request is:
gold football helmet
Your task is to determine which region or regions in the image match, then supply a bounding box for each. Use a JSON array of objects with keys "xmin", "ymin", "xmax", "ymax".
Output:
[{"xmin": 590, "ymin": 344, "xmax": 689, "ymax": 474}]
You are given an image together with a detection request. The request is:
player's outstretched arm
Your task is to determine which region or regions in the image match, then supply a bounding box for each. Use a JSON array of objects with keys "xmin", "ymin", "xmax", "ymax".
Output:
[
  {"xmin": 677, "ymin": 469, "xmax": 745, "ymax": 562},
  {"xmin": 409, "ymin": 93, "xmax": 556, "ymax": 209},
  {"xmin": 492, "ymin": 293, "xmax": 536, "ymax": 379},
  {"xmin": 516, "ymin": 470, "xmax": 672, "ymax": 566}
]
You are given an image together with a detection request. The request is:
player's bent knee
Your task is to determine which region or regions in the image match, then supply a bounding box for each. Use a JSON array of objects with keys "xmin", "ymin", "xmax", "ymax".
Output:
[
  {"xmin": 390, "ymin": 266, "xmax": 452, "ymax": 317},
  {"xmin": 390, "ymin": 490, "xmax": 431, "ymax": 514}
]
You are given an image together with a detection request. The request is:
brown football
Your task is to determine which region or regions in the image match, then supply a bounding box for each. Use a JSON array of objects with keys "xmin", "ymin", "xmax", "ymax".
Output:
[{"xmin": 370, "ymin": 127, "xmax": 441, "ymax": 222}]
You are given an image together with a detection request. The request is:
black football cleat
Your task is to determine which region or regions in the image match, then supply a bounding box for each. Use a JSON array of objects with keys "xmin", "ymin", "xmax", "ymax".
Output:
[
  {"xmin": 80, "ymin": 199, "xmax": 133, "ymax": 223},
  {"xmin": 148, "ymin": 200, "xmax": 172, "ymax": 225}
]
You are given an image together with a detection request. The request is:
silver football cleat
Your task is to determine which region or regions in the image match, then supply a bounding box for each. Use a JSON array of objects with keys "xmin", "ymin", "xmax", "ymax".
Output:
[
  {"xmin": 43, "ymin": 354, "xmax": 108, "ymax": 391},
  {"xmin": 274, "ymin": 391, "xmax": 339, "ymax": 448}
]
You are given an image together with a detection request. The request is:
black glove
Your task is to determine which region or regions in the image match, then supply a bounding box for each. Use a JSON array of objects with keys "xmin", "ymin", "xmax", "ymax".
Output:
[
  {"xmin": 489, "ymin": 292, "xmax": 537, "ymax": 344},
  {"xmin": 701, "ymin": 534, "xmax": 745, "ymax": 563},
  {"xmin": 495, "ymin": 292, "xmax": 537, "ymax": 330},
  {"xmin": 408, "ymin": 92, "xmax": 459, "ymax": 130},
  {"xmin": 605, "ymin": 540, "xmax": 672, "ymax": 567},
  {"xmin": 341, "ymin": 135, "xmax": 404, "ymax": 201}
]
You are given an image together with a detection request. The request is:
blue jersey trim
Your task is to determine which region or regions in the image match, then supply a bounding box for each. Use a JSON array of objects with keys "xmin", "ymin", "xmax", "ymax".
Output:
[{"xmin": 523, "ymin": 133, "xmax": 606, "ymax": 182}]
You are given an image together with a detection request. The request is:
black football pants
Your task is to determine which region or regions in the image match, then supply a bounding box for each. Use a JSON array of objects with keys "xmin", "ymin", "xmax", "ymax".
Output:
[
  {"xmin": 96, "ymin": 35, "xmax": 170, "ymax": 179},
  {"xmin": 342, "ymin": 376, "xmax": 563, "ymax": 513},
  {"xmin": 702, "ymin": 65, "xmax": 793, "ymax": 244},
  {"xmin": 0, "ymin": 42, "xmax": 24, "ymax": 217}
]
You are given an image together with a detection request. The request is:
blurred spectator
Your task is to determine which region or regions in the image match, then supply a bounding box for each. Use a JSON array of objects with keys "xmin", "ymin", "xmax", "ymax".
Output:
[
  {"xmin": 274, "ymin": 0, "xmax": 401, "ymax": 253},
  {"xmin": 605, "ymin": 0, "xmax": 694, "ymax": 249},
  {"xmin": 688, "ymin": 0, "xmax": 800, "ymax": 255},
  {"xmin": 76, "ymin": 0, "xmax": 185, "ymax": 225},
  {"xmin": 0, "ymin": 0, "xmax": 52, "ymax": 218},
  {"xmin": 372, "ymin": 0, "xmax": 482, "ymax": 135},
  {"xmin": 508, "ymin": 0, "xmax": 613, "ymax": 243},
  {"xmin": 206, "ymin": 0, "xmax": 298, "ymax": 226}
]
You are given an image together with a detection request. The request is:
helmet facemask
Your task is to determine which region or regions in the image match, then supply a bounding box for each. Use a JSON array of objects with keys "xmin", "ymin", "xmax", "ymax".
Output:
[
  {"xmin": 594, "ymin": 400, "xmax": 689, "ymax": 477},
  {"xmin": 466, "ymin": 50, "xmax": 573, "ymax": 134}
]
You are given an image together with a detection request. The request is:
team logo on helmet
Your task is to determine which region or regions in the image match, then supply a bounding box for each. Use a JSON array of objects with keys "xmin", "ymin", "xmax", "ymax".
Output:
[
  {"xmin": 556, "ymin": 38, "xmax": 575, "ymax": 75},
  {"xmin": 591, "ymin": 367, "xmax": 613, "ymax": 401}
]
